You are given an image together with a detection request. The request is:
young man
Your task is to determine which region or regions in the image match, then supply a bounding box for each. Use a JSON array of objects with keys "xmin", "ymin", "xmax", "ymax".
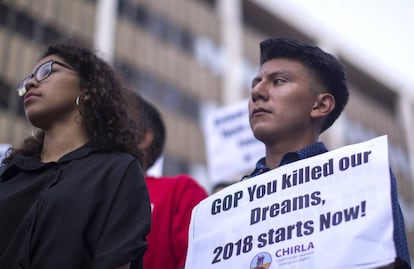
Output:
[
  {"xmin": 133, "ymin": 95, "xmax": 208, "ymax": 269},
  {"xmin": 245, "ymin": 37, "xmax": 411, "ymax": 268}
]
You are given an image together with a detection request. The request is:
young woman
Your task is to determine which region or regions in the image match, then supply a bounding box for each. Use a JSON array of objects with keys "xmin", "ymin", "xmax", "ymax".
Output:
[{"xmin": 0, "ymin": 42, "xmax": 151, "ymax": 269}]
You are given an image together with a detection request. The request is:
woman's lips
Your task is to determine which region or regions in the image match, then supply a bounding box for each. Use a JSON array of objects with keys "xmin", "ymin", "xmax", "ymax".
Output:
[{"xmin": 23, "ymin": 92, "xmax": 41, "ymax": 103}]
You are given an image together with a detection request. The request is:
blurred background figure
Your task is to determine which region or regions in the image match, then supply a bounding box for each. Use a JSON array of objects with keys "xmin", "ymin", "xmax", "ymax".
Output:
[
  {"xmin": 211, "ymin": 181, "xmax": 234, "ymax": 194},
  {"xmin": 0, "ymin": 144, "xmax": 10, "ymax": 163},
  {"xmin": 131, "ymin": 93, "xmax": 208, "ymax": 269}
]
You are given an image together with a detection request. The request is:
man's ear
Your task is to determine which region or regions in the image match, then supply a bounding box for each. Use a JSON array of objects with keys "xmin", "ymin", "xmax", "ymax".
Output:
[
  {"xmin": 137, "ymin": 130, "xmax": 154, "ymax": 151},
  {"xmin": 310, "ymin": 92, "xmax": 335, "ymax": 118}
]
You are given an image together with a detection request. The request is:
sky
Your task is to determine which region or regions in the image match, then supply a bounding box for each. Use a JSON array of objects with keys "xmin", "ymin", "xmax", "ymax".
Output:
[{"xmin": 283, "ymin": 0, "xmax": 414, "ymax": 94}]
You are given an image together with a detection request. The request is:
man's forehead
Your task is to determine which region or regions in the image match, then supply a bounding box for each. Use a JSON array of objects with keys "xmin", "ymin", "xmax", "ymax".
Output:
[{"xmin": 258, "ymin": 58, "xmax": 305, "ymax": 75}]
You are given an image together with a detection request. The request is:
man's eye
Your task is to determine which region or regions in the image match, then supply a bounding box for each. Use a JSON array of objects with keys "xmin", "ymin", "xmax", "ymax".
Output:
[{"xmin": 273, "ymin": 78, "xmax": 285, "ymax": 85}]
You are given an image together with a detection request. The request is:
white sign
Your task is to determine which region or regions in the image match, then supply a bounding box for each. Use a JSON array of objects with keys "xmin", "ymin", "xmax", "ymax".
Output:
[
  {"xmin": 146, "ymin": 156, "xmax": 164, "ymax": 177},
  {"xmin": 186, "ymin": 136, "xmax": 395, "ymax": 269},
  {"xmin": 0, "ymin": 144, "xmax": 10, "ymax": 162},
  {"xmin": 203, "ymin": 99, "xmax": 265, "ymax": 184}
]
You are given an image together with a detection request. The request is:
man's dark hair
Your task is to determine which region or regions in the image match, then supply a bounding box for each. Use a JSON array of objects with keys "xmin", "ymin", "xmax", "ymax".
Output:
[
  {"xmin": 260, "ymin": 37, "xmax": 349, "ymax": 132},
  {"xmin": 137, "ymin": 96, "xmax": 166, "ymax": 169},
  {"xmin": 141, "ymin": 98, "xmax": 166, "ymax": 168}
]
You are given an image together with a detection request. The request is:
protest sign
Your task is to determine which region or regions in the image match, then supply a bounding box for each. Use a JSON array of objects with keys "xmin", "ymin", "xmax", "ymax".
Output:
[
  {"xmin": 0, "ymin": 144, "xmax": 10, "ymax": 162},
  {"xmin": 186, "ymin": 136, "xmax": 395, "ymax": 269},
  {"xmin": 203, "ymin": 99, "xmax": 264, "ymax": 184}
]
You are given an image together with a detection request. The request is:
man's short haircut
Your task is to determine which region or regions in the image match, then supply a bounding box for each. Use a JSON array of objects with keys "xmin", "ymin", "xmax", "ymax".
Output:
[
  {"xmin": 140, "ymin": 98, "xmax": 167, "ymax": 169},
  {"xmin": 260, "ymin": 37, "xmax": 349, "ymax": 132},
  {"xmin": 130, "ymin": 93, "xmax": 166, "ymax": 169}
]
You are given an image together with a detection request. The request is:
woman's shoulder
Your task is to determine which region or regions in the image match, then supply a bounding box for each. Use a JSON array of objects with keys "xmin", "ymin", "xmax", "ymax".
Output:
[{"xmin": 88, "ymin": 150, "xmax": 139, "ymax": 167}]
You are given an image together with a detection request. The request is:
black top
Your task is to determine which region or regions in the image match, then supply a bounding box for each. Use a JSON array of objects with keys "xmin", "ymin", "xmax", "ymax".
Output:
[{"xmin": 0, "ymin": 144, "xmax": 151, "ymax": 269}]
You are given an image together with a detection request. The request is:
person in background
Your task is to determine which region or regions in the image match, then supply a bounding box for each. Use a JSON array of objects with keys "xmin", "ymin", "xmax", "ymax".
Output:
[
  {"xmin": 0, "ymin": 41, "xmax": 151, "ymax": 269},
  {"xmin": 244, "ymin": 37, "xmax": 411, "ymax": 268},
  {"xmin": 131, "ymin": 93, "xmax": 208, "ymax": 269},
  {"xmin": 0, "ymin": 144, "xmax": 10, "ymax": 164},
  {"xmin": 211, "ymin": 181, "xmax": 234, "ymax": 194}
]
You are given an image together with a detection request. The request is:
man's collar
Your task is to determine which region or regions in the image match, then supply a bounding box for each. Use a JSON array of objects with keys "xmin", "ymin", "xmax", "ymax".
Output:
[{"xmin": 245, "ymin": 142, "xmax": 328, "ymax": 179}]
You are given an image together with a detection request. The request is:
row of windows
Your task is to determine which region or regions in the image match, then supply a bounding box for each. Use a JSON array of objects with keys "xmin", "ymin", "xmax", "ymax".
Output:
[
  {"xmin": 101, "ymin": 0, "xmax": 199, "ymax": 175},
  {"xmin": 115, "ymin": 60, "xmax": 200, "ymax": 122},
  {"xmin": 0, "ymin": 3, "xmax": 71, "ymax": 47},
  {"xmin": 194, "ymin": 35, "xmax": 256, "ymax": 92},
  {"xmin": 343, "ymin": 115, "xmax": 411, "ymax": 180},
  {"xmin": 116, "ymin": 0, "xmax": 258, "ymax": 95},
  {"xmin": 117, "ymin": 0, "xmax": 259, "ymax": 98},
  {"xmin": 0, "ymin": 2, "xmax": 202, "ymax": 122},
  {"xmin": 118, "ymin": 0, "xmax": 194, "ymax": 54}
]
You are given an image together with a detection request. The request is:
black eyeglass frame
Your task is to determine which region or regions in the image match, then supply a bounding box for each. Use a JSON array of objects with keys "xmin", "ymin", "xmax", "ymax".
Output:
[{"xmin": 16, "ymin": 60, "xmax": 76, "ymax": 97}]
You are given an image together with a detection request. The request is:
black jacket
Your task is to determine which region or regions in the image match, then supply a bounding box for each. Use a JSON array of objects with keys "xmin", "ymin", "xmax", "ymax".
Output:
[{"xmin": 0, "ymin": 144, "xmax": 151, "ymax": 269}]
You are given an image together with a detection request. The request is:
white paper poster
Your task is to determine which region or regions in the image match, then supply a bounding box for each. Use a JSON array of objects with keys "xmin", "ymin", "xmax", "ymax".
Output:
[
  {"xmin": 186, "ymin": 136, "xmax": 395, "ymax": 269},
  {"xmin": 0, "ymin": 144, "xmax": 10, "ymax": 162},
  {"xmin": 203, "ymin": 99, "xmax": 265, "ymax": 184}
]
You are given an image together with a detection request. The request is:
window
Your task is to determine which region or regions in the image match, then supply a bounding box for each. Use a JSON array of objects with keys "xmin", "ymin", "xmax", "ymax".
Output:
[
  {"xmin": 117, "ymin": 1, "xmax": 194, "ymax": 54},
  {"xmin": 114, "ymin": 60, "xmax": 201, "ymax": 121},
  {"xmin": 0, "ymin": 80, "xmax": 9, "ymax": 108},
  {"xmin": 15, "ymin": 12, "xmax": 34, "ymax": 39},
  {"xmin": 41, "ymin": 23, "xmax": 62, "ymax": 44},
  {"xmin": 0, "ymin": 3, "xmax": 8, "ymax": 26}
]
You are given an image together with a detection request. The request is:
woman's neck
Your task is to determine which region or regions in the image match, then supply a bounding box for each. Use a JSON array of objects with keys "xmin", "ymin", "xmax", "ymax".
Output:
[{"xmin": 40, "ymin": 124, "xmax": 88, "ymax": 163}]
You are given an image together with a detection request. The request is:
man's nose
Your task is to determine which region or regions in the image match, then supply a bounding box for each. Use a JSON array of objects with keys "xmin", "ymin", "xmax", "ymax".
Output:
[{"xmin": 251, "ymin": 81, "xmax": 269, "ymax": 102}]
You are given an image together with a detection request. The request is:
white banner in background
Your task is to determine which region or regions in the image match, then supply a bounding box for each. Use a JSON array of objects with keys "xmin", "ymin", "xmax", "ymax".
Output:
[
  {"xmin": 0, "ymin": 144, "xmax": 11, "ymax": 162},
  {"xmin": 203, "ymin": 99, "xmax": 265, "ymax": 184},
  {"xmin": 186, "ymin": 136, "xmax": 396, "ymax": 269}
]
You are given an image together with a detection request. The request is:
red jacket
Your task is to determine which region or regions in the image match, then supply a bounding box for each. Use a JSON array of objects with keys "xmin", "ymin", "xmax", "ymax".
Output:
[{"xmin": 143, "ymin": 174, "xmax": 208, "ymax": 269}]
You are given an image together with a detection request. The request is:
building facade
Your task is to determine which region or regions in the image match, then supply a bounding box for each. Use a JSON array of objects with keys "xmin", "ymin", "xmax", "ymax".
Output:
[{"xmin": 0, "ymin": 0, "xmax": 413, "ymax": 261}]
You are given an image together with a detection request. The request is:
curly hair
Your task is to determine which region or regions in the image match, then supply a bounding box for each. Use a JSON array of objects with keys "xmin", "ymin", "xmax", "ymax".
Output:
[{"xmin": 2, "ymin": 41, "xmax": 144, "ymax": 165}]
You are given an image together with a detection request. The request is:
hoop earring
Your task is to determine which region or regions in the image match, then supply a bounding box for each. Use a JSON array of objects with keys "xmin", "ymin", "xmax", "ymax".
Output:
[
  {"xmin": 31, "ymin": 128, "xmax": 42, "ymax": 141},
  {"xmin": 75, "ymin": 96, "xmax": 80, "ymax": 107}
]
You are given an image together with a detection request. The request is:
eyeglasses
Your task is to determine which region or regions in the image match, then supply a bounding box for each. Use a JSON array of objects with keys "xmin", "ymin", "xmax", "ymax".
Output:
[{"xmin": 16, "ymin": 60, "xmax": 76, "ymax": 97}]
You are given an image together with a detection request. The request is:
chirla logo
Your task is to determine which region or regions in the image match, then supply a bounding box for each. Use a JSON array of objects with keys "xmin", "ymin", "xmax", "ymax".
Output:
[{"xmin": 250, "ymin": 252, "xmax": 272, "ymax": 269}]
